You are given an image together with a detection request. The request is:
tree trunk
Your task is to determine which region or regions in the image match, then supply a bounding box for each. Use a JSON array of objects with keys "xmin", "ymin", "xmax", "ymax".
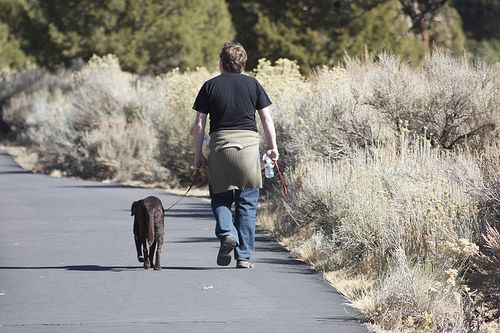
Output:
[{"xmin": 420, "ymin": 20, "xmax": 430, "ymax": 53}]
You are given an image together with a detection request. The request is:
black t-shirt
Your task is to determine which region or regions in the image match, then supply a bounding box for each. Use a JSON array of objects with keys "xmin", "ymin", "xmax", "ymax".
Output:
[{"xmin": 193, "ymin": 73, "xmax": 272, "ymax": 133}]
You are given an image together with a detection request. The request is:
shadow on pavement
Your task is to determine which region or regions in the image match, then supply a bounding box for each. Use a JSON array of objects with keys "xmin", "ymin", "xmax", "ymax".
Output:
[
  {"xmin": 254, "ymin": 257, "xmax": 305, "ymax": 266},
  {"xmin": 254, "ymin": 229, "xmax": 289, "ymax": 253},
  {"xmin": 253, "ymin": 258, "xmax": 315, "ymax": 275},
  {"xmin": 169, "ymin": 236, "xmax": 218, "ymax": 243},
  {"xmin": 0, "ymin": 265, "xmax": 219, "ymax": 271},
  {"xmin": 166, "ymin": 212, "xmax": 213, "ymax": 219},
  {"xmin": 65, "ymin": 265, "xmax": 137, "ymax": 272},
  {"xmin": 315, "ymin": 316, "xmax": 365, "ymax": 323},
  {"xmin": 167, "ymin": 207, "xmax": 211, "ymax": 212},
  {"xmin": 59, "ymin": 184, "xmax": 135, "ymax": 189},
  {"xmin": 255, "ymin": 236, "xmax": 288, "ymax": 253},
  {"xmin": 0, "ymin": 170, "xmax": 32, "ymax": 174}
]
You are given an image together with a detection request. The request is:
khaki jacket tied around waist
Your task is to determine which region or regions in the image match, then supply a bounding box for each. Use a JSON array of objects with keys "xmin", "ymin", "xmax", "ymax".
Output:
[{"xmin": 208, "ymin": 130, "xmax": 262, "ymax": 194}]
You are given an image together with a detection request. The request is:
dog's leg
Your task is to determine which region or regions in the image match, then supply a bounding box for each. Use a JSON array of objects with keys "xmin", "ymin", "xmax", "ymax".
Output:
[
  {"xmin": 155, "ymin": 236, "xmax": 163, "ymax": 271},
  {"xmin": 143, "ymin": 241, "xmax": 150, "ymax": 270},
  {"xmin": 135, "ymin": 235, "xmax": 143, "ymax": 262},
  {"xmin": 149, "ymin": 240, "xmax": 156, "ymax": 270},
  {"xmin": 154, "ymin": 210, "xmax": 165, "ymax": 271},
  {"xmin": 133, "ymin": 217, "xmax": 144, "ymax": 263}
]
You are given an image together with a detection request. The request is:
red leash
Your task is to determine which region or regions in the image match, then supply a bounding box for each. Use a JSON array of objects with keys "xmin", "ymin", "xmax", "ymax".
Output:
[
  {"xmin": 274, "ymin": 160, "xmax": 288, "ymax": 195},
  {"xmin": 263, "ymin": 160, "xmax": 287, "ymax": 195}
]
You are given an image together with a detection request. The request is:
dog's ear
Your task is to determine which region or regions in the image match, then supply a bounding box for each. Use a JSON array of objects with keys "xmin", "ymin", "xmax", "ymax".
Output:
[{"xmin": 131, "ymin": 201, "xmax": 138, "ymax": 216}]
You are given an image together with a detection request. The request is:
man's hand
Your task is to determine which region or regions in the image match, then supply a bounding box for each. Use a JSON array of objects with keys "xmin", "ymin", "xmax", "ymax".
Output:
[{"xmin": 264, "ymin": 148, "xmax": 279, "ymax": 161}]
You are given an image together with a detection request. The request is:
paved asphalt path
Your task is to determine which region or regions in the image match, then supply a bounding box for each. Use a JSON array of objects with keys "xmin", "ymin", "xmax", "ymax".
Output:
[{"xmin": 0, "ymin": 150, "xmax": 369, "ymax": 333}]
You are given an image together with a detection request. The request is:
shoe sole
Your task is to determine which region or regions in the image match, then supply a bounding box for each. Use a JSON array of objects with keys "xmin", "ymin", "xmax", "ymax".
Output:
[
  {"xmin": 236, "ymin": 261, "xmax": 254, "ymax": 268},
  {"xmin": 217, "ymin": 237, "xmax": 237, "ymax": 266}
]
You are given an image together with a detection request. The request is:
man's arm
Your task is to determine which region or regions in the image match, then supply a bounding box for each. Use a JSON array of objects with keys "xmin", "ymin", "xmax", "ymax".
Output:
[
  {"xmin": 257, "ymin": 107, "xmax": 279, "ymax": 161},
  {"xmin": 193, "ymin": 111, "xmax": 208, "ymax": 169}
]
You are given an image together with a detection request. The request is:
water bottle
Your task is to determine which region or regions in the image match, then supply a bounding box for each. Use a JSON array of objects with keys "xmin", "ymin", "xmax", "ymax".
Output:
[{"xmin": 264, "ymin": 156, "xmax": 274, "ymax": 178}]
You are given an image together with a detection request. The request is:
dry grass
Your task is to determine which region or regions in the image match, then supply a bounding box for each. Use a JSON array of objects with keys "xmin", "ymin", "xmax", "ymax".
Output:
[
  {"xmin": 1, "ymin": 55, "xmax": 211, "ymax": 186},
  {"xmin": 256, "ymin": 54, "xmax": 498, "ymax": 332}
]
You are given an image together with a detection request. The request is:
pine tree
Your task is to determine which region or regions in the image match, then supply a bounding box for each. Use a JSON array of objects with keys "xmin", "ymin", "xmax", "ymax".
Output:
[
  {"xmin": 343, "ymin": 1, "xmax": 426, "ymax": 64},
  {"xmin": 228, "ymin": 0, "xmax": 385, "ymax": 72},
  {"xmin": 398, "ymin": 0, "xmax": 448, "ymax": 51},
  {"xmin": 0, "ymin": 0, "xmax": 30, "ymax": 69},
  {"xmin": 0, "ymin": 23, "xmax": 28, "ymax": 69},
  {"xmin": 453, "ymin": 0, "xmax": 500, "ymax": 40},
  {"xmin": 229, "ymin": 0, "xmax": 467, "ymax": 71},
  {"xmin": 453, "ymin": 0, "xmax": 500, "ymax": 62},
  {"xmin": 2, "ymin": 0, "xmax": 234, "ymax": 73}
]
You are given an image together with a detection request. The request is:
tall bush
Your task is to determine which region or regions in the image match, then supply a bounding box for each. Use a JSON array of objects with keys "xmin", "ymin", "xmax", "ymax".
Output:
[
  {"xmin": 2, "ymin": 55, "xmax": 211, "ymax": 184},
  {"xmin": 362, "ymin": 51, "xmax": 499, "ymax": 149},
  {"xmin": 257, "ymin": 52, "xmax": 498, "ymax": 332}
]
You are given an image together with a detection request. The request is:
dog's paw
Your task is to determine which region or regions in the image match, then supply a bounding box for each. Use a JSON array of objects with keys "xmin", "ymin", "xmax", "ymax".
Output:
[
  {"xmin": 154, "ymin": 266, "xmax": 161, "ymax": 271},
  {"xmin": 137, "ymin": 255, "xmax": 144, "ymax": 263}
]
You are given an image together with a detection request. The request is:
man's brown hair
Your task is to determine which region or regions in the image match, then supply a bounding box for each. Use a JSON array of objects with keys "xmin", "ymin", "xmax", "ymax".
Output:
[{"xmin": 219, "ymin": 42, "xmax": 247, "ymax": 73}]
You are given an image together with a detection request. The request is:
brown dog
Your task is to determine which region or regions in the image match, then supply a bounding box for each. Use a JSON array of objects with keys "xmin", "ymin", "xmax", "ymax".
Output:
[{"xmin": 131, "ymin": 196, "xmax": 165, "ymax": 270}]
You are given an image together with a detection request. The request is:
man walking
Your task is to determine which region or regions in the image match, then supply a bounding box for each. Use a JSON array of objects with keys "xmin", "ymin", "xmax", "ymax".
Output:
[{"xmin": 192, "ymin": 42, "xmax": 278, "ymax": 268}]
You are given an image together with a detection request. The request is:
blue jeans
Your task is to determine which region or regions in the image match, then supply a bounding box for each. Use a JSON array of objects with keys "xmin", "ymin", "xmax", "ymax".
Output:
[{"xmin": 209, "ymin": 185, "xmax": 259, "ymax": 261}]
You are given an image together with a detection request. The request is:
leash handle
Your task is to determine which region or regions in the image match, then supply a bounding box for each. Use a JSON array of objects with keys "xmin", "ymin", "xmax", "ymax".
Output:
[
  {"xmin": 262, "ymin": 159, "xmax": 287, "ymax": 196},
  {"xmin": 164, "ymin": 168, "xmax": 201, "ymax": 212}
]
